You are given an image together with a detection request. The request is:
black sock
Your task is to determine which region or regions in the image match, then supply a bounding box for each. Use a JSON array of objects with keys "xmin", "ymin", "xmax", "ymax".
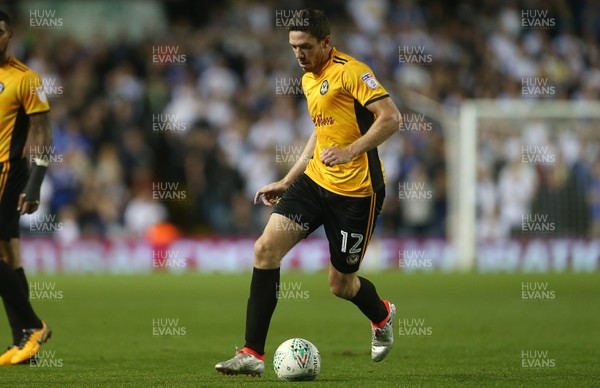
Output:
[
  {"xmin": 14, "ymin": 268, "xmax": 29, "ymax": 298},
  {"xmin": 0, "ymin": 261, "xmax": 41, "ymax": 330},
  {"xmin": 244, "ymin": 267, "xmax": 280, "ymax": 356},
  {"xmin": 2, "ymin": 267, "xmax": 29, "ymax": 345},
  {"xmin": 349, "ymin": 277, "xmax": 388, "ymax": 324},
  {"xmin": 3, "ymin": 298, "xmax": 22, "ymax": 345}
]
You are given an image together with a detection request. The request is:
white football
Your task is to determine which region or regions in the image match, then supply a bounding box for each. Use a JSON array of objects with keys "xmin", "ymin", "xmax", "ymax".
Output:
[{"xmin": 273, "ymin": 338, "xmax": 320, "ymax": 381}]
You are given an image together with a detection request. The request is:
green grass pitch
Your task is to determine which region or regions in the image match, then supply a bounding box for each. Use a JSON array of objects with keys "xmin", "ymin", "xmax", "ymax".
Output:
[{"xmin": 1, "ymin": 271, "xmax": 598, "ymax": 387}]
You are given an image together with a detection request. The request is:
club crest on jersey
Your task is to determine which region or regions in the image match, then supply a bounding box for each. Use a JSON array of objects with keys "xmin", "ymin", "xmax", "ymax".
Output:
[
  {"xmin": 320, "ymin": 80, "xmax": 329, "ymax": 95},
  {"xmin": 0, "ymin": 82, "xmax": 4, "ymax": 94},
  {"xmin": 361, "ymin": 72, "xmax": 379, "ymax": 89},
  {"xmin": 346, "ymin": 254, "xmax": 360, "ymax": 265}
]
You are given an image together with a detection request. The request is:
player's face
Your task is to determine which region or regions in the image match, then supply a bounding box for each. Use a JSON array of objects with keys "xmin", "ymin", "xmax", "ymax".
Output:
[
  {"xmin": 0, "ymin": 21, "xmax": 11, "ymax": 58},
  {"xmin": 289, "ymin": 31, "xmax": 329, "ymax": 73}
]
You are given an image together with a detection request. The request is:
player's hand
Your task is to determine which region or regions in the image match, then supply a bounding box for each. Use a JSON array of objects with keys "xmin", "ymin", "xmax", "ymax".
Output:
[
  {"xmin": 17, "ymin": 193, "xmax": 40, "ymax": 215},
  {"xmin": 254, "ymin": 181, "xmax": 288, "ymax": 206},
  {"xmin": 320, "ymin": 147, "xmax": 354, "ymax": 167}
]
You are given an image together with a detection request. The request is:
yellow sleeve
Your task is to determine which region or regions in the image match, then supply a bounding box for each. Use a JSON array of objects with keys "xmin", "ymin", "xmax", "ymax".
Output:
[
  {"xmin": 19, "ymin": 71, "xmax": 50, "ymax": 114},
  {"xmin": 342, "ymin": 61, "xmax": 389, "ymax": 107}
]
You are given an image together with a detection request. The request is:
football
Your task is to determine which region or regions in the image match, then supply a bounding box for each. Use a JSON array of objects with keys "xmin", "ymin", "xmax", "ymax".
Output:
[{"xmin": 273, "ymin": 338, "xmax": 321, "ymax": 381}]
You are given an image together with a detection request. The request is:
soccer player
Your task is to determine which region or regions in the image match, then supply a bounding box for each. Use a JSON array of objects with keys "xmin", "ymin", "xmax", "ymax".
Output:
[
  {"xmin": 215, "ymin": 9, "xmax": 401, "ymax": 376},
  {"xmin": 0, "ymin": 10, "xmax": 52, "ymax": 365}
]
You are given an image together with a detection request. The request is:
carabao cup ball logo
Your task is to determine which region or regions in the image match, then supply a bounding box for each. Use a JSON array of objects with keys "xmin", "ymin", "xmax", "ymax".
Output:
[
  {"xmin": 274, "ymin": 338, "xmax": 320, "ymax": 381},
  {"xmin": 290, "ymin": 338, "xmax": 311, "ymax": 368}
]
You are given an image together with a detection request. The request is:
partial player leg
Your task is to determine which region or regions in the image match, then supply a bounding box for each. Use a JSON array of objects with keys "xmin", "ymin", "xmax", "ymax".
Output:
[
  {"xmin": 0, "ymin": 240, "xmax": 26, "ymax": 346},
  {"xmin": 215, "ymin": 213, "xmax": 306, "ymax": 376},
  {"xmin": 0, "ymin": 239, "xmax": 51, "ymax": 365},
  {"xmin": 0, "ymin": 251, "xmax": 22, "ymax": 365},
  {"xmin": 328, "ymin": 266, "xmax": 395, "ymax": 361},
  {"xmin": 324, "ymin": 189, "xmax": 395, "ymax": 361},
  {"xmin": 0, "ymin": 260, "xmax": 47, "ymax": 365},
  {"xmin": 245, "ymin": 213, "xmax": 306, "ymax": 352},
  {"xmin": 0, "ymin": 243, "xmax": 50, "ymax": 367}
]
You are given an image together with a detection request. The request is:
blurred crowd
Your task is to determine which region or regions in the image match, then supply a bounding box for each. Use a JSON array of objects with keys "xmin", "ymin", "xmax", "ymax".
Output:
[
  {"xmin": 476, "ymin": 118, "xmax": 599, "ymax": 240},
  {"xmin": 5, "ymin": 0, "xmax": 599, "ymax": 240}
]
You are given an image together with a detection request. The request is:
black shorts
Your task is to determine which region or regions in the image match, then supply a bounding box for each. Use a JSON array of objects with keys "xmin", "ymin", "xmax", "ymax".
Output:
[
  {"xmin": 0, "ymin": 158, "xmax": 28, "ymax": 240},
  {"xmin": 274, "ymin": 173, "xmax": 384, "ymax": 274}
]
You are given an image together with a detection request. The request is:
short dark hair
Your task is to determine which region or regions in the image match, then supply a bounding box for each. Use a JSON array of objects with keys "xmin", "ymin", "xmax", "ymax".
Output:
[
  {"xmin": 288, "ymin": 9, "xmax": 330, "ymax": 41},
  {"xmin": 0, "ymin": 10, "xmax": 11, "ymax": 26}
]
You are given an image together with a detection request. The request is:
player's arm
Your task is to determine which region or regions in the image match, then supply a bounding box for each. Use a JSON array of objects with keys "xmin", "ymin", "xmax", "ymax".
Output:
[
  {"xmin": 18, "ymin": 111, "xmax": 52, "ymax": 215},
  {"xmin": 282, "ymin": 131, "xmax": 316, "ymax": 187},
  {"xmin": 321, "ymin": 97, "xmax": 401, "ymax": 167},
  {"xmin": 254, "ymin": 132, "xmax": 317, "ymax": 206}
]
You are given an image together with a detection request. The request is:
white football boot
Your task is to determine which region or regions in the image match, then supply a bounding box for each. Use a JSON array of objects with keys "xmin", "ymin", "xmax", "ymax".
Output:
[
  {"xmin": 371, "ymin": 301, "xmax": 396, "ymax": 362},
  {"xmin": 215, "ymin": 347, "xmax": 264, "ymax": 377}
]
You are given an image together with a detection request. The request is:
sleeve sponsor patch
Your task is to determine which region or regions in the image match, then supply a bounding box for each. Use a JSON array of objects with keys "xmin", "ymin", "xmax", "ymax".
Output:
[
  {"xmin": 35, "ymin": 85, "xmax": 48, "ymax": 103},
  {"xmin": 360, "ymin": 72, "xmax": 379, "ymax": 89}
]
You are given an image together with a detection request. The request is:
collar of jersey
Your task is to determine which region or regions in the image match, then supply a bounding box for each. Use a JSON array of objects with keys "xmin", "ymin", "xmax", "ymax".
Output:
[
  {"xmin": 308, "ymin": 47, "xmax": 337, "ymax": 78},
  {"xmin": 0, "ymin": 55, "xmax": 15, "ymax": 69}
]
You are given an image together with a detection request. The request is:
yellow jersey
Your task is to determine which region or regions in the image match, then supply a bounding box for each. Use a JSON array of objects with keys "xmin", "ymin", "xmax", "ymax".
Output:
[
  {"xmin": 0, "ymin": 56, "xmax": 50, "ymax": 163},
  {"xmin": 303, "ymin": 48, "xmax": 389, "ymax": 197}
]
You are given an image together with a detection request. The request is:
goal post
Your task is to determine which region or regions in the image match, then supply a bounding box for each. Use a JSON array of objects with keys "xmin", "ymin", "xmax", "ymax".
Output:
[
  {"xmin": 453, "ymin": 99, "xmax": 600, "ymax": 271},
  {"xmin": 454, "ymin": 102, "xmax": 478, "ymax": 271}
]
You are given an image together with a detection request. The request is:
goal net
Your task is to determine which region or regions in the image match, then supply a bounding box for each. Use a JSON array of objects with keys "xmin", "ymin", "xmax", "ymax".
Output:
[{"xmin": 452, "ymin": 100, "xmax": 600, "ymax": 272}]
